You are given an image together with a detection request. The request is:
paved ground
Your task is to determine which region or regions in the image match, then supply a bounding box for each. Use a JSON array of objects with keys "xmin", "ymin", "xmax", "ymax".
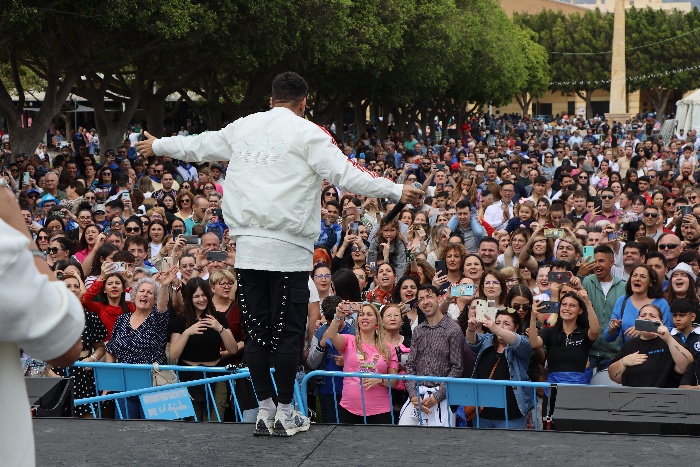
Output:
[{"xmin": 35, "ymin": 419, "xmax": 699, "ymax": 466}]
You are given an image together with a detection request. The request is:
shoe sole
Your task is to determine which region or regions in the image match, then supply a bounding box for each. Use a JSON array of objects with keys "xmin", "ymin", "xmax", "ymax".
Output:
[
  {"xmin": 253, "ymin": 418, "xmax": 273, "ymax": 437},
  {"xmin": 272, "ymin": 419, "xmax": 310, "ymax": 437}
]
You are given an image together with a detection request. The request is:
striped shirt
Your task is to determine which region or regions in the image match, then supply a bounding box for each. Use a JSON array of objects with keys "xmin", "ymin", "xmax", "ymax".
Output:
[{"xmin": 405, "ymin": 313, "xmax": 464, "ymax": 402}]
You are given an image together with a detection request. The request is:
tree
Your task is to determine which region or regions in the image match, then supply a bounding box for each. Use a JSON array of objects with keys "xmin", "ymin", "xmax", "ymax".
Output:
[
  {"xmin": 513, "ymin": 27, "xmax": 551, "ymax": 117},
  {"xmin": 626, "ymin": 7, "xmax": 700, "ymax": 117}
]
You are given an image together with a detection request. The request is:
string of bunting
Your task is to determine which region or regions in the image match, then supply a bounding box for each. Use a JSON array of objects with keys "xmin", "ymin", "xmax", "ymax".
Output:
[{"xmin": 549, "ymin": 63, "xmax": 700, "ymax": 87}]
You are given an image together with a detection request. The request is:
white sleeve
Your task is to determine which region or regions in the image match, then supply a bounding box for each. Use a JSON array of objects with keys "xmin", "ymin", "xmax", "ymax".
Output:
[
  {"xmin": 308, "ymin": 276, "xmax": 320, "ymax": 303},
  {"xmin": 484, "ymin": 204, "xmax": 505, "ymax": 230},
  {"xmin": 153, "ymin": 124, "xmax": 235, "ymax": 164},
  {"xmin": 0, "ymin": 221, "xmax": 84, "ymax": 361},
  {"xmin": 304, "ymin": 125, "xmax": 404, "ymax": 202}
]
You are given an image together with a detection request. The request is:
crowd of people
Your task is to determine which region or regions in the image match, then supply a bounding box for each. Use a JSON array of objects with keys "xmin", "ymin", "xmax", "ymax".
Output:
[{"xmin": 5, "ymin": 110, "xmax": 700, "ymax": 429}]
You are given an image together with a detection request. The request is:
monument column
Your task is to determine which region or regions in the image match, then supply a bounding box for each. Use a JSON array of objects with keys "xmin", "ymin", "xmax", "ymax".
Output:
[{"xmin": 606, "ymin": 0, "xmax": 630, "ymax": 121}]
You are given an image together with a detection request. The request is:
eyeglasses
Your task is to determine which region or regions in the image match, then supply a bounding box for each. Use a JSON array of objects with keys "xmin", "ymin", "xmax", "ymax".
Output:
[
  {"xmin": 47, "ymin": 247, "xmax": 62, "ymax": 254},
  {"xmin": 314, "ymin": 274, "xmax": 331, "ymax": 280},
  {"xmin": 511, "ymin": 303, "xmax": 532, "ymax": 312},
  {"xmin": 102, "ymin": 172, "xmax": 112, "ymax": 175},
  {"xmin": 659, "ymin": 243, "xmax": 680, "ymax": 250},
  {"xmin": 351, "ymin": 245, "xmax": 367, "ymax": 253},
  {"xmin": 78, "ymin": 215, "xmax": 92, "ymax": 221},
  {"xmin": 649, "ymin": 175, "xmax": 656, "ymax": 179},
  {"xmin": 181, "ymin": 198, "xmax": 191, "ymax": 203},
  {"xmin": 125, "ymin": 227, "xmax": 141, "ymax": 233},
  {"xmin": 601, "ymin": 195, "xmax": 614, "ymax": 200},
  {"xmin": 37, "ymin": 235, "xmax": 49, "ymax": 241},
  {"xmin": 578, "ymin": 175, "xmax": 588, "ymax": 180},
  {"xmin": 690, "ymin": 195, "xmax": 699, "ymax": 201},
  {"xmin": 216, "ymin": 282, "xmax": 234, "ymax": 288},
  {"xmin": 111, "ymin": 220, "xmax": 124, "ymax": 226},
  {"xmin": 642, "ymin": 212, "xmax": 659, "ymax": 218}
]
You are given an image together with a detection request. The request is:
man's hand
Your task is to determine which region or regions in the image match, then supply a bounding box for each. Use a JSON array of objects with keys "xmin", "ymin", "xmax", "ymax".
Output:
[
  {"xmin": 134, "ymin": 131, "xmax": 158, "ymax": 157},
  {"xmin": 400, "ymin": 184, "xmax": 424, "ymax": 205}
]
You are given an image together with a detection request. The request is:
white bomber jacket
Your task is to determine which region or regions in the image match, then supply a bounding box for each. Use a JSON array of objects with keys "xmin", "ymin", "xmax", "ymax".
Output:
[{"xmin": 153, "ymin": 107, "xmax": 403, "ymax": 251}]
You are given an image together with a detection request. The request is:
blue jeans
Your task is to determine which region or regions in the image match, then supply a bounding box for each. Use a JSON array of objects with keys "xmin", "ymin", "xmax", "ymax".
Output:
[
  {"xmin": 115, "ymin": 395, "xmax": 144, "ymax": 419},
  {"xmin": 584, "ymin": 355, "xmax": 613, "ymax": 384},
  {"xmin": 319, "ymin": 393, "xmax": 342, "ymax": 423},
  {"xmin": 476, "ymin": 416, "xmax": 526, "ymax": 430}
]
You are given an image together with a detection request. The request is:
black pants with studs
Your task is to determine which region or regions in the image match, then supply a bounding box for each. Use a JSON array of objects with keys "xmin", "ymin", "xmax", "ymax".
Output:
[{"xmin": 236, "ymin": 269, "xmax": 310, "ymax": 405}]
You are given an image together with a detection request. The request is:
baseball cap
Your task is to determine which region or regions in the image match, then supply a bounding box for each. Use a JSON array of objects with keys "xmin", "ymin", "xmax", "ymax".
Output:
[
  {"xmin": 671, "ymin": 263, "xmax": 697, "ymax": 283},
  {"xmin": 93, "ymin": 204, "xmax": 106, "ymax": 214}
]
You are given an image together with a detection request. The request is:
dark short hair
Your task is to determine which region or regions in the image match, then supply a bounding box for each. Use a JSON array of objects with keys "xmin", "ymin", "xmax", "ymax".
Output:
[
  {"xmin": 417, "ymin": 284, "xmax": 440, "ymax": 297},
  {"xmin": 533, "ymin": 175, "xmax": 547, "ymax": 185},
  {"xmin": 271, "ymin": 72, "xmax": 308, "ymax": 103},
  {"xmin": 594, "ymin": 244, "xmax": 614, "ymax": 257},
  {"xmin": 455, "ymin": 199, "xmax": 472, "ymax": 210},
  {"xmin": 623, "ymin": 241, "xmax": 647, "ymax": 257},
  {"xmin": 645, "ymin": 251, "xmax": 667, "ymax": 268}
]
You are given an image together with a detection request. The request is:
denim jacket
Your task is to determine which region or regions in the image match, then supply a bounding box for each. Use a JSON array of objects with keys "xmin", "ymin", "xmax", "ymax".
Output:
[
  {"xmin": 469, "ymin": 333, "xmax": 534, "ymax": 418},
  {"xmin": 447, "ymin": 212, "xmax": 486, "ymax": 244}
]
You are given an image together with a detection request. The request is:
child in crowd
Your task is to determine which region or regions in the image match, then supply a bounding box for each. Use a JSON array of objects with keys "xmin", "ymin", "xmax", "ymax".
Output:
[
  {"xmin": 505, "ymin": 199, "xmax": 536, "ymax": 233},
  {"xmin": 670, "ymin": 298, "xmax": 700, "ymax": 358}
]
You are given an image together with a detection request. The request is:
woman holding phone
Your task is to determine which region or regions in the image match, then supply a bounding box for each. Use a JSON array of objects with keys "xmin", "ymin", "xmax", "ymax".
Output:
[
  {"xmin": 325, "ymin": 302, "xmax": 399, "ymax": 424},
  {"xmin": 608, "ymin": 304, "xmax": 692, "ymax": 387},
  {"xmin": 81, "ymin": 262, "xmax": 134, "ymax": 339}
]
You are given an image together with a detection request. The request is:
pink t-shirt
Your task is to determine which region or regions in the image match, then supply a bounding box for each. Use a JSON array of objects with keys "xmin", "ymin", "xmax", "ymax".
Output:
[{"xmin": 339, "ymin": 334, "xmax": 399, "ymax": 416}]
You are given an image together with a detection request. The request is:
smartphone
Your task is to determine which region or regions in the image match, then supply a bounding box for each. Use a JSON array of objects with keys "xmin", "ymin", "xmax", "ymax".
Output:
[
  {"xmin": 51, "ymin": 210, "xmax": 65, "ymax": 219},
  {"xmin": 405, "ymin": 247, "xmax": 415, "ymax": 263},
  {"xmin": 428, "ymin": 207, "xmax": 445, "ymax": 217},
  {"xmin": 635, "ymin": 319, "xmax": 661, "ymax": 333},
  {"xmin": 607, "ymin": 231, "xmax": 620, "ymax": 241},
  {"xmin": 540, "ymin": 301, "xmax": 560, "ymax": 314},
  {"xmin": 344, "ymin": 206, "xmax": 357, "ymax": 217},
  {"xmin": 367, "ymin": 250, "xmax": 378, "ymax": 272},
  {"xmin": 592, "ymin": 198, "xmax": 602, "ymax": 212},
  {"xmin": 451, "ymin": 284, "xmax": 475, "ymax": 297},
  {"xmin": 679, "ymin": 205, "xmax": 693, "ymax": 216},
  {"xmin": 341, "ymin": 302, "xmax": 363, "ymax": 314},
  {"xmin": 160, "ymin": 256, "xmax": 174, "ymax": 271},
  {"xmin": 435, "ymin": 260, "xmax": 447, "ymax": 277},
  {"xmin": 583, "ymin": 246, "xmax": 594, "ymax": 260},
  {"xmin": 348, "ymin": 221, "xmax": 359, "ymax": 235},
  {"xmin": 475, "ymin": 299, "xmax": 489, "ymax": 322},
  {"xmin": 207, "ymin": 250, "xmax": 227, "ymax": 262},
  {"xmin": 212, "ymin": 208, "xmax": 223, "ymax": 218},
  {"xmin": 548, "ymin": 271, "xmax": 572, "ymax": 283},
  {"xmin": 411, "ymin": 163, "xmax": 419, "ymax": 170},
  {"xmin": 23, "ymin": 172, "xmax": 30, "ymax": 184},
  {"xmin": 122, "ymin": 192, "xmax": 130, "ymax": 200},
  {"xmin": 113, "ymin": 262, "xmax": 127, "ymax": 273},
  {"xmin": 183, "ymin": 235, "xmax": 200, "ymax": 245},
  {"xmin": 544, "ymin": 228, "xmax": 565, "ymax": 239},
  {"xmin": 436, "ymin": 163, "xmax": 445, "ymax": 170},
  {"xmin": 172, "ymin": 228, "xmax": 183, "ymax": 237}
]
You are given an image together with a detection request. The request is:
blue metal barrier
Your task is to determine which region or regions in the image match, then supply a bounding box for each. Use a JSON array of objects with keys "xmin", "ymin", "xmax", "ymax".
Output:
[
  {"xmin": 298, "ymin": 370, "xmax": 551, "ymax": 429},
  {"xmin": 72, "ymin": 362, "xmax": 279, "ymax": 422}
]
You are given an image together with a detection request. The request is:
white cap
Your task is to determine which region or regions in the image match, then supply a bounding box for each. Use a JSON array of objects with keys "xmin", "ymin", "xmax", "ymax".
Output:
[{"xmin": 671, "ymin": 262, "xmax": 697, "ymax": 283}]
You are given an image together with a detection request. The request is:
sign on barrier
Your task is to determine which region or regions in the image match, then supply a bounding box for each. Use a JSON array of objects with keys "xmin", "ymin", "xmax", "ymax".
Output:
[{"xmin": 140, "ymin": 387, "xmax": 195, "ymax": 420}]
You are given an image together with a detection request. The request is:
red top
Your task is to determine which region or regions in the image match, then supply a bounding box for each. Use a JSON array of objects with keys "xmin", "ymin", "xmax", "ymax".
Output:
[{"xmin": 81, "ymin": 279, "xmax": 135, "ymax": 340}]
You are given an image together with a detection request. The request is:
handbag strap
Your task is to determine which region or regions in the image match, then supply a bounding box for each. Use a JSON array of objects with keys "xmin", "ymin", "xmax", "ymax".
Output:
[{"xmin": 487, "ymin": 355, "xmax": 501, "ymax": 379}]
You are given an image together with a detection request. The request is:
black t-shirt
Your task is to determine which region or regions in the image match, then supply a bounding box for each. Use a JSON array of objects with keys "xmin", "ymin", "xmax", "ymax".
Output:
[
  {"xmin": 680, "ymin": 355, "xmax": 700, "ymax": 386},
  {"xmin": 477, "ymin": 346, "xmax": 521, "ymax": 420},
  {"xmin": 611, "ymin": 337, "xmax": 681, "ymax": 388},
  {"xmin": 540, "ymin": 326, "xmax": 594, "ymax": 373},
  {"xmin": 168, "ymin": 311, "xmax": 229, "ymax": 362}
]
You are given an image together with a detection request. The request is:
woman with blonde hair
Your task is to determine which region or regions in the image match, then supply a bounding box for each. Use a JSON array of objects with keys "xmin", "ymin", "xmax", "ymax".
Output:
[
  {"xmin": 426, "ymin": 224, "xmax": 451, "ymax": 268},
  {"xmin": 324, "ymin": 302, "xmax": 399, "ymax": 424},
  {"xmin": 137, "ymin": 175, "xmax": 154, "ymax": 198}
]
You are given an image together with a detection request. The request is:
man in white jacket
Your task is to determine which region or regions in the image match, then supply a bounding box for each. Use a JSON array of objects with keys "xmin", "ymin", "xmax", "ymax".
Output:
[
  {"xmin": 0, "ymin": 179, "xmax": 84, "ymax": 467},
  {"xmin": 136, "ymin": 72, "xmax": 422, "ymax": 437}
]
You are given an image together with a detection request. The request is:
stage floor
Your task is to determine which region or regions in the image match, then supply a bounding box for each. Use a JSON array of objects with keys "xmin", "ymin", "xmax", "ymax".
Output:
[{"xmin": 35, "ymin": 418, "xmax": 697, "ymax": 466}]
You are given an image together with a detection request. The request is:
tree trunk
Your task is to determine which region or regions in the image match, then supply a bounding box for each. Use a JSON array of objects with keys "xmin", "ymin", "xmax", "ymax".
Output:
[
  {"xmin": 353, "ymin": 98, "xmax": 368, "ymax": 137},
  {"xmin": 648, "ymin": 88, "xmax": 672, "ymax": 118},
  {"xmin": 377, "ymin": 105, "xmax": 391, "ymax": 140},
  {"xmin": 334, "ymin": 105, "xmax": 344, "ymax": 144},
  {"xmin": 514, "ymin": 93, "xmax": 532, "ymax": 117}
]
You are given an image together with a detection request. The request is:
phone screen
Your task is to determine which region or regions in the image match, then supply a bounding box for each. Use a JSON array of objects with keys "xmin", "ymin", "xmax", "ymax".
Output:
[{"xmin": 435, "ymin": 260, "xmax": 447, "ymax": 277}]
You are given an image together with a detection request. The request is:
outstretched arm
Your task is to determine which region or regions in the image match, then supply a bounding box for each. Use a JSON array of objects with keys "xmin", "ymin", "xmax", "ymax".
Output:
[{"xmin": 137, "ymin": 130, "xmax": 232, "ymax": 164}]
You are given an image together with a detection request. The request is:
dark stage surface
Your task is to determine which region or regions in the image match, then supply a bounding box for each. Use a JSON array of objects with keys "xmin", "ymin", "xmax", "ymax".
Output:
[{"xmin": 35, "ymin": 418, "xmax": 697, "ymax": 466}]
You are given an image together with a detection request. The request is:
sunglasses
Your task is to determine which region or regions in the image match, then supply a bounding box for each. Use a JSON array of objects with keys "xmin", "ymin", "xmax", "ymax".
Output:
[
  {"xmin": 125, "ymin": 227, "xmax": 141, "ymax": 233},
  {"xmin": 659, "ymin": 243, "xmax": 680, "ymax": 250},
  {"xmin": 642, "ymin": 212, "xmax": 659, "ymax": 218},
  {"xmin": 47, "ymin": 247, "xmax": 62, "ymax": 254},
  {"xmin": 37, "ymin": 235, "xmax": 49, "ymax": 241},
  {"xmin": 600, "ymin": 195, "xmax": 614, "ymax": 200}
]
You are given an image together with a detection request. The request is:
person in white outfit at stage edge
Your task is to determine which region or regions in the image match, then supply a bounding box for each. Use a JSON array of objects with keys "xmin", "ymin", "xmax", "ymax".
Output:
[
  {"xmin": 136, "ymin": 72, "xmax": 423, "ymax": 437},
  {"xmin": 0, "ymin": 177, "xmax": 84, "ymax": 467}
]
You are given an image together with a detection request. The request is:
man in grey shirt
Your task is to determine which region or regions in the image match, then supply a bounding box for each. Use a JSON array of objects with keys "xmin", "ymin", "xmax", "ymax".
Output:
[{"xmin": 399, "ymin": 285, "xmax": 464, "ymax": 427}]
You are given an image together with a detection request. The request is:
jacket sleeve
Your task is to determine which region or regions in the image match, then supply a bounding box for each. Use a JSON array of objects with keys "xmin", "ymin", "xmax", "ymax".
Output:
[
  {"xmin": 152, "ymin": 124, "xmax": 235, "ymax": 164},
  {"xmin": 392, "ymin": 242, "xmax": 407, "ymax": 278},
  {"xmin": 81, "ymin": 279, "xmax": 104, "ymax": 314},
  {"xmin": 306, "ymin": 334, "xmax": 325, "ymax": 369},
  {"xmin": 304, "ymin": 125, "xmax": 404, "ymax": 202},
  {"xmin": 0, "ymin": 221, "xmax": 84, "ymax": 361}
]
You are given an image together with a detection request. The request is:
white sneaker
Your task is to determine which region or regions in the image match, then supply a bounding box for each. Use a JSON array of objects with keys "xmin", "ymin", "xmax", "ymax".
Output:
[
  {"xmin": 254, "ymin": 409, "xmax": 275, "ymax": 436},
  {"xmin": 273, "ymin": 409, "xmax": 310, "ymax": 437}
]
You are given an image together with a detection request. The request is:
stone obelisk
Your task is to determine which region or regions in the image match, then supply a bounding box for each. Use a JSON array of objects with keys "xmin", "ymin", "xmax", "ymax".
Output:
[{"xmin": 605, "ymin": 0, "xmax": 630, "ymax": 122}]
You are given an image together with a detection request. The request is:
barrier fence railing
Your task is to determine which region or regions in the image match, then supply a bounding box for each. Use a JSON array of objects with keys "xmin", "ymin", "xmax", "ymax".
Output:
[
  {"xmin": 71, "ymin": 362, "xmax": 279, "ymax": 422},
  {"xmin": 297, "ymin": 370, "xmax": 552, "ymax": 429}
]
